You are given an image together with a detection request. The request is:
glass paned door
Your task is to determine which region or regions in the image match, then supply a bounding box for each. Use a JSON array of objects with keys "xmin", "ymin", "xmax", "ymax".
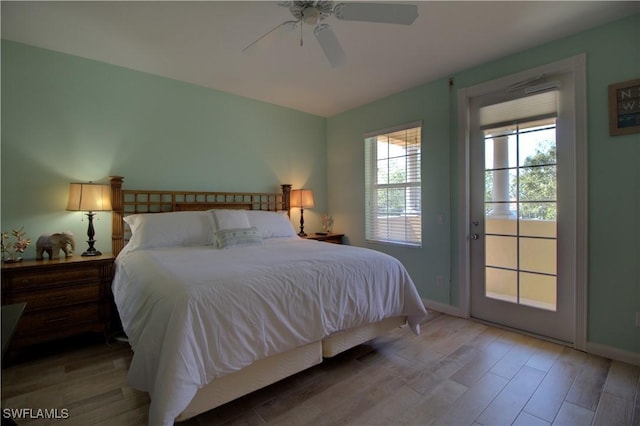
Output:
[
  {"xmin": 464, "ymin": 57, "xmax": 586, "ymax": 347},
  {"xmin": 469, "ymin": 92, "xmax": 574, "ymax": 344}
]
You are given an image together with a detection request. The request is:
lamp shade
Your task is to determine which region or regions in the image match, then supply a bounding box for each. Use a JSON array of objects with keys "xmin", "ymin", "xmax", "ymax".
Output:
[
  {"xmin": 66, "ymin": 183, "xmax": 112, "ymax": 212},
  {"xmin": 290, "ymin": 189, "xmax": 314, "ymax": 209}
]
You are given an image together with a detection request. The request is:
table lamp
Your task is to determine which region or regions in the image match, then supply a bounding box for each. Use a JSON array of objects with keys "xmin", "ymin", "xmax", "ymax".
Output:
[
  {"xmin": 290, "ymin": 189, "xmax": 314, "ymax": 237},
  {"xmin": 66, "ymin": 182, "xmax": 112, "ymax": 256}
]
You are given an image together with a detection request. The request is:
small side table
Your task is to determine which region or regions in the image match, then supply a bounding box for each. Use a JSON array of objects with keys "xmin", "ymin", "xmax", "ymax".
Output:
[
  {"xmin": 1, "ymin": 254, "xmax": 114, "ymax": 348},
  {"xmin": 303, "ymin": 233, "xmax": 345, "ymax": 244}
]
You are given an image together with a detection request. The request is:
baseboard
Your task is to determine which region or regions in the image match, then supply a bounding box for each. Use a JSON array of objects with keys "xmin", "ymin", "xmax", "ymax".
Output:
[
  {"xmin": 585, "ymin": 341, "xmax": 640, "ymax": 366},
  {"xmin": 422, "ymin": 298, "xmax": 639, "ymax": 366},
  {"xmin": 423, "ymin": 298, "xmax": 465, "ymax": 318}
]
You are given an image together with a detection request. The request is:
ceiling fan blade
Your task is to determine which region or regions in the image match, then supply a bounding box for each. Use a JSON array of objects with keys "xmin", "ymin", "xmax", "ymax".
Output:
[
  {"xmin": 314, "ymin": 24, "xmax": 346, "ymax": 68},
  {"xmin": 334, "ymin": 3, "xmax": 418, "ymax": 25},
  {"xmin": 242, "ymin": 20, "xmax": 299, "ymax": 55}
]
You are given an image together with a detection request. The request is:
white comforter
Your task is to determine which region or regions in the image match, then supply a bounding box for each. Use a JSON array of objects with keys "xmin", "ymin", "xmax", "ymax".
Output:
[{"xmin": 113, "ymin": 237, "xmax": 427, "ymax": 425}]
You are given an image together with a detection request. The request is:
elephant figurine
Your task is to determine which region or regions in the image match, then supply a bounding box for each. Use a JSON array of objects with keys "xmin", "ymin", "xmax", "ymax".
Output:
[{"xmin": 35, "ymin": 232, "xmax": 75, "ymax": 260}]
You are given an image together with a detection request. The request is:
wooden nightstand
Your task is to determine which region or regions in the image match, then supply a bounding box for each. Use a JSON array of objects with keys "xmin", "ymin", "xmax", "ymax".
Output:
[
  {"xmin": 304, "ymin": 233, "xmax": 345, "ymax": 244},
  {"xmin": 1, "ymin": 254, "xmax": 114, "ymax": 348}
]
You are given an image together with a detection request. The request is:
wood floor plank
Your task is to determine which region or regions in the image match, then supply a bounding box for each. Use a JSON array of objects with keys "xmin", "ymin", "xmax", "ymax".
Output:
[
  {"xmin": 475, "ymin": 365, "xmax": 546, "ymax": 425},
  {"xmin": 593, "ymin": 391, "xmax": 634, "ymax": 426},
  {"xmin": 468, "ymin": 326, "xmax": 505, "ymax": 350},
  {"xmin": 604, "ymin": 360, "xmax": 640, "ymax": 401},
  {"xmin": 2, "ymin": 314, "xmax": 638, "ymax": 426},
  {"xmin": 385, "ymin": 335, "xmax": 445, "ymax": 368},
  {"xmin": 513, "ymin": 411, "xmax": 551, "ymax": 426},
  {"xmin": 298, "ymin": 374, "xmax": 407, "ymax": 426},
  {"xmin": 405, "ymin": 316, "xmax": 485, "ymax": 358},
  {"xmin": 70, "ymin": 386, "xmax": 149, "ymax": 426},
  {"xmin": 450, "ymin": 339, "xmax": 512, "ymax": 387},
  {"xmin": 553, "ymin": 401, "xmax": 594, "ymax": 426},
  {"xmin": 524, "ymin": 355, "xmax": 583, "ymax": 422},
  {"xmin": 565, "ymin": 354, "xmax": 611, "ymax": 411},
  {"xmin": 355, "ymin": 342, "xmax": 437, "ymax": 385},
  {"xmin": 214, "ymin": 409, "xmax": 266, "ymax": 426},
  {"xmin": 65, "ymin": 388, "xmax": 125, "ymax": 418},
  {"xmin": 406, "ymin": 344, "xmax": 480, "ymax": 395},
  {"xmin": 402, "ymin": 379, "xmax": 469, "ymax": 426},
  {"xmin": 338, "ymin": 383, "xmax": 424, "ymax": 426},
  {"xmin": 526, "ymin": 340, "xmax": 565, "ymax": 372},
  {"xmin": 251, "ymin": 361, "xmax": 365, "ymax": 422},
  {"xmin": 2, "ymin": 383, "xmax": 66, "ymax": 415},
  {"xmin": 490, "ymin": 334, "xmax": 544, "ymax": 380},
  {"xmin": 430, "ymin": 372, "xmax": 509, "ymax": 426},
  {"xmin": 62, "ymin": 367, "xmax": 131, "ymax": 406},
  {"xmin": 1, "ymin": 364, "xmax": 66, "ymax": 398}
]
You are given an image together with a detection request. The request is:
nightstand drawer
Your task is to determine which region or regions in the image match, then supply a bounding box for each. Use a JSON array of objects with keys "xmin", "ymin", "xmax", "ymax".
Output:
[
  {"xmin": 10, "ymin": 284, "xmax": 102, "ymax": 311},
  {"xmin": 1, "ymin": 254, "xmax": 114, "ymax": 349},
  {"xmin": 4, "ymin": 267, "xmax": 101, "ymax": 290},
  {"xmin": 16, "ymin": 303, "xmax": 102, "ymax": 335},
  {"xmin": 305, "ymin": 233, "xmax": 345, "ymax": 244}
]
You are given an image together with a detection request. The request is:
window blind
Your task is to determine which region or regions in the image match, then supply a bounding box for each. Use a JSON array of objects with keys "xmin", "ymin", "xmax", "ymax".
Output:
[
  {"xmin": 479, "ymin": 90, "xmax": 558, "ymax": 130},
  {"xmin": 364, "ymin": 123, "xmax": 422, "ymax": 247}
]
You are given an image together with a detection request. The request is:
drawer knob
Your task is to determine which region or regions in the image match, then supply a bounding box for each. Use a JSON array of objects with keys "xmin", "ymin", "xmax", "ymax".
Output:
[
  {"xmin": 46, "ymin": 316, "xmax": 71, "ymax": 323},
  {"xmin": 48, "ymin": 295, "xmax": 68, "ymax": 301}
]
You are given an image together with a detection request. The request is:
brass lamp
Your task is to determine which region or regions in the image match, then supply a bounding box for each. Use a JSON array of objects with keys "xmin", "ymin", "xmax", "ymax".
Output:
[
  {"xmin": 66, "ymin": 182, "xmax": 112, "ymax": 256},
  {"xmin": 290, "ymin": 189, "xmax": 314, "ymax": 237}
]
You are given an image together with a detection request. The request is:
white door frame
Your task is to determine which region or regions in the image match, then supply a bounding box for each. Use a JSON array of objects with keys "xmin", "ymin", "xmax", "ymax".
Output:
[{"xmin": 456, "ymin": 54, "xmax": 588, "ymax": 350}]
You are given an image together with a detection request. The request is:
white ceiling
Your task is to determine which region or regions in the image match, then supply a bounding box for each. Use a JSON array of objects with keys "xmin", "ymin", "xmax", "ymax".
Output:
[{"xmin": 2, "ymin": 1, "xmax": 639, "ymax": 117}]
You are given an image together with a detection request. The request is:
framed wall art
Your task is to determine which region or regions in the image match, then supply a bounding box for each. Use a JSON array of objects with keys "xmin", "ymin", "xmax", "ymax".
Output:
[{"xmin": 608, "ymin": 78, "xmax": 640, "ymax": 136}]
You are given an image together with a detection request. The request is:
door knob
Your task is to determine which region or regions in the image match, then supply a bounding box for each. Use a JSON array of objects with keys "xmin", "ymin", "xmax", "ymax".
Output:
[{"xmin": 471, "ymin": 233, "xmax": 480, "ymax": 240}]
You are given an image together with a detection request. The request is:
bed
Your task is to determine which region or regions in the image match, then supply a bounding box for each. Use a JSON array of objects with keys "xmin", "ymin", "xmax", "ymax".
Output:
[{"xmin": 108, "ymin": 176, "xmax": 428, "ymax": 425}]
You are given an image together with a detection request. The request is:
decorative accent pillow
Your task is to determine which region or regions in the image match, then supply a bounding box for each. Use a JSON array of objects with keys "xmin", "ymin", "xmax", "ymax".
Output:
[
  {"xmin": 215, "ymin": 227, "xmax": 263, "ymax": 249},
  {"xmin": 124, "ymin": 211, "xmax": 213, "ymax": 251},
  {"xmin": 246, "ymin": 210, "xmax": 297, "ymax": 239},
  {"xmin": 212, "ymin": 210, "xmax": 251, "ymax": 231}
]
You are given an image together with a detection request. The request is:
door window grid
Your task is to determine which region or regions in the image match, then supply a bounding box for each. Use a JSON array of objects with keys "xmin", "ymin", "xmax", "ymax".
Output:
[{"xmin": 484, "ymin": 118, "xmax": 558, "ymax": 311}]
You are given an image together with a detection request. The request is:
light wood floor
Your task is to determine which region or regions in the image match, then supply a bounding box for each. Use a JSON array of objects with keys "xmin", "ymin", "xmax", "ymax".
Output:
[{"xmin": 2, "ymin": 314, "xmax": 638, "ymax": 426}]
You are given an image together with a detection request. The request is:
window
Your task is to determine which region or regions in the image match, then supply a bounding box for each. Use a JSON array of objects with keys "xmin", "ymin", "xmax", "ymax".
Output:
[{"xmin": 364, "ymin": 122, "xmax": 422, "ymax": 246}]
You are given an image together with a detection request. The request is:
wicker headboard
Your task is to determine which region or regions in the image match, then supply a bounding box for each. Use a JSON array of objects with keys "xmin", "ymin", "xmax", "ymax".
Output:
[{"xmin": 109, "ymin": 176, "xmax": 291, "ymax": 255}]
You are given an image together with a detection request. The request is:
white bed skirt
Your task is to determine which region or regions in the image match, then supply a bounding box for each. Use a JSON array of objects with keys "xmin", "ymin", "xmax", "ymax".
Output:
[
  {"xmin": 176, "ymin": 341, "xmax": 323, "ymax": 421},
  {"xmin": 322, "ymin": 316, "xmax": 406, "ymax": 357},
  {"xmin": 175, "ymin": 316, "xmax": 406, "ymax": 421}
]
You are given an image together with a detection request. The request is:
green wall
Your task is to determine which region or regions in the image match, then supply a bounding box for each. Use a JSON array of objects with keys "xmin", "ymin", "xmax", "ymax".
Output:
[
  {"xmin": 2, "ymin": 14, "xmax": 638, "ymax": 356},
  {"xmin": 327, "ymin": 14, "xmax": 639, "ymax": 354},
  {"xmin": 1, "ymin": 40, "xmax": 327, "ymax": 257}
]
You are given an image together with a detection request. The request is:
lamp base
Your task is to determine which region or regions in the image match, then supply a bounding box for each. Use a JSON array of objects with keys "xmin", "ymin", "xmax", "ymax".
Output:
[
  {"xmin": 297, "ymin": 207, "xmax": 307, "ymax": 238},
  {"xmin": 82, "ymin": 211, "xmax": 102, "ymax": 256}
]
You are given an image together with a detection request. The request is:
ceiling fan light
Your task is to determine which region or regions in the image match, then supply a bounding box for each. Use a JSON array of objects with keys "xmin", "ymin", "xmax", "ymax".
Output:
[{"xmin": 302, "ymin": 7, "xmax": 321, "ymax": 25}]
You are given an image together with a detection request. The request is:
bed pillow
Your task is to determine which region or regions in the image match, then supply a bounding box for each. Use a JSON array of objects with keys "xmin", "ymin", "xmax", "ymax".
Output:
[
  {"xmin": 212, "ymin": 209, "xmax": 251, "ymax": 231},
  {"xmin": 124, "ymin": 211, "xmax": 213, "ymax": 251},
  {"xmin": 246, "ymin": 210, "xmax": 297, "ymax": 239},
  {"xmin": 215, "ymin": 227, "xmax": 263, "ymax": 249}
]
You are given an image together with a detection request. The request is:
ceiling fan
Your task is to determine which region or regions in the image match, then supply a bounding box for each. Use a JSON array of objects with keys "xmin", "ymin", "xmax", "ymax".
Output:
[{"xmin": 242, "ymin": 1, "xmax": 418, "ymax": 67}]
